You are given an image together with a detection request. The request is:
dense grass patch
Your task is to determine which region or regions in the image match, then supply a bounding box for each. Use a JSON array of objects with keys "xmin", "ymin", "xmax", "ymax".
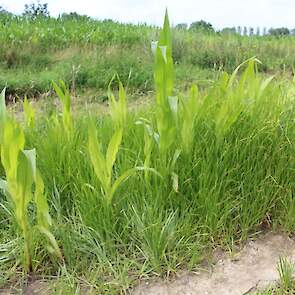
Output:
[{"xmin": 1, "ymin": 12, "xmax": 295, "ymax": 293}]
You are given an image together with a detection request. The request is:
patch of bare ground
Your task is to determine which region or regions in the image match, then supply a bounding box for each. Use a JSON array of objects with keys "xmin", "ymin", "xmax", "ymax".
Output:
[
  {"xmin": 0, "ymin": 278, "xmax": 50, "ymax": 295},
  {"xmin": 2, "ymin": 233, "xmax": 295, "ymax": 294},
  {"xmin": 0, "ymin": 277, "xmax": 91, "ymax": 295},
  {"xmin": 133, "ymin": 232, "xmax": 295, "ymax": 295}
]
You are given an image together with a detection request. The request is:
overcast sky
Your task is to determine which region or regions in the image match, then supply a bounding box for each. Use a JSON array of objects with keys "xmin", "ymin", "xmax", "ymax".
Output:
[{"xmin": 1, "ymin": 0, "xmax": 294, "ymax": 29}]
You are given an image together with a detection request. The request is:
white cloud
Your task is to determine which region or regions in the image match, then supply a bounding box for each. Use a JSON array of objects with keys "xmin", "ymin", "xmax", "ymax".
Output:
[{"xmin": 1, "ymin": 0, "xmax": 295, "ymax": 29}]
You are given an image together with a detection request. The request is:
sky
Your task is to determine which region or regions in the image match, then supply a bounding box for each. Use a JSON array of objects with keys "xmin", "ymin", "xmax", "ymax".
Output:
[{"xmin": 1, "ymin": 0, "xmax": 295, "ymax": 29}]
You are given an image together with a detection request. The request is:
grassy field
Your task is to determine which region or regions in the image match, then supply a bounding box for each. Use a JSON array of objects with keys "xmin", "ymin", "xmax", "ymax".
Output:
[
  {"xmin": 1, "ymin": 11, "xmax": 295, "ymax": 294},
  {"xmin": 1, "ymin": 13, "xmax": 295, "ymax": 98}
]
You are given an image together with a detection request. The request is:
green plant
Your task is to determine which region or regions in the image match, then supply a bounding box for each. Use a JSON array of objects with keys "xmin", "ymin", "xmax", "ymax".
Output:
[
  {"xmin": 277, "ymin": 257, "xmax": 294, "ymax": 291},
  {"xmin": 179, "ymin": 85, "xmax": 199, "ymax": 154},
  {"xmin": 23, "ymin": 96, "xmax": 35, "ymax": 129},
  {"xmin": 2, "ymin": 10, "xmax": 295, "ymax": 294},
  {"xmin": 88, "ymin": 82, "xmax": 137, "ymax": 205},
  {"xmin": 152, "ymin": 10, "xmax": 177, "ymax": 156},
  {"xmin": 52, "ymin": 80, "xmax": 72, "ymax": 133},
  {"xmin": 0, "ymin": 88, "xmax": 61, "ymax": 272},
  {"xmin": 108, "ymin": 78, "xmax": 127, "ymax": 129}
]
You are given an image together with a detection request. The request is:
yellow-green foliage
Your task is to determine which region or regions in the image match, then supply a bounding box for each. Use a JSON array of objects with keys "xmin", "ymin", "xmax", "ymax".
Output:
[
  {"xmin": 0, "ymin": 89, "xmax": 61, "ymax": 272},
  {"xmin": 52, "ymin": 80, "xmax": 72, "ymax": 133},
  {"xmin": 108, "ymin": 78, "xmax": 127, "ymax": 130},
  {"xmin": 180, "ymin": 85, "xmax": 199, "ymax": 155},
  {"xmin": 88, "ymin": 83, "xmax": 130, "ymax": 205},
  {"xmin": 23, "ymin": 96, "xmax": 35, "ymax": 129},
  {"xmin": 153, "ymin": 10, "xmax": 177, "ymax": 155}
]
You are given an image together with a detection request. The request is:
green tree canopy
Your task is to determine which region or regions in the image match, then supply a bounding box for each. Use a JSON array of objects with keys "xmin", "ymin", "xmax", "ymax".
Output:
[
  {"xmin": 189, "ymin": 20, "xmax": 215, "ymax": 33},
  {"xmin": 23, "ymin": 1, "xmax": 49, "ymax": 18},
  {"xmin": 269, "ymin": 27, "xmax": 290, "ymax": 36}
]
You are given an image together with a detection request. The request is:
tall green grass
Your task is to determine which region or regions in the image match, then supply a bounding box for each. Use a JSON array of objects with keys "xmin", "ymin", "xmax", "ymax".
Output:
[{"xmin": 1, "ymin": 11, "xmax": 295, "ymax": 293}]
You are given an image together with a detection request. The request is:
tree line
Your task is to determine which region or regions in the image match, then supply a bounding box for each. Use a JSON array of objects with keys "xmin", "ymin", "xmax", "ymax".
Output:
[{"xmin": 0, "ymin": 2, "xmax": 293, "ymax": 36}]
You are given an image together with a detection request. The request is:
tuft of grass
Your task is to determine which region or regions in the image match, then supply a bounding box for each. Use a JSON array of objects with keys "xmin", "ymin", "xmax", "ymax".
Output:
[{"xmin": 254, "ymin": 257, "xmax": 295, "ymax": 294}]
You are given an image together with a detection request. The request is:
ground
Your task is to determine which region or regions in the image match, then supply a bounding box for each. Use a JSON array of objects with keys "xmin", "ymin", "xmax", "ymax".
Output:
[
  {"xmin": 134, "ymin": 232, "xmax": 295, "ymax": 294},
  {"xmin": 1, "ymin": 232, "xmax": 295, "ymax": 294}
]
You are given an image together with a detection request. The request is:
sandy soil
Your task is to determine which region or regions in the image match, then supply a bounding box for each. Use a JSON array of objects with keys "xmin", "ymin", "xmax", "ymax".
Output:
[
  {"xmin": 133, "ymin": 232, "xmax": 295, "ymax": 295},
  {"xmin": 1, "ymin": 232, "xmax": 295, "ymax": 294}
]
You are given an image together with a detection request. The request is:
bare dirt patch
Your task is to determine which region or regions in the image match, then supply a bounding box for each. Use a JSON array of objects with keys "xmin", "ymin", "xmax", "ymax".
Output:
[
  {"xmin": 133, "ymin": 232, "xmax": 295, "ymax": 295},
  {"xmin": 2, "ymin": 233, "xmax": 295, "ymax": 294}
]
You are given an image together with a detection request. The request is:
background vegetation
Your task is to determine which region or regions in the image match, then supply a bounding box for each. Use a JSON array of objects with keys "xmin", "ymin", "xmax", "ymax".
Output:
[{"xmin": 1, "ymin": 3, "xmax": 295, "ymax": 98}]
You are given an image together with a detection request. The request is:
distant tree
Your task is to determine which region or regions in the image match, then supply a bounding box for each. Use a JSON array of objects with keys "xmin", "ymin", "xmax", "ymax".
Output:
[
  {"xmin": 256, "ymin": 27, "xmax": 260, "ymax": 36},
  {"xmin": 102, "ymin": 19, "xmax": 116, "ymax": 24},
  {"xmin": 291, "ymin": 29, "xmax": 295, "ymax": 36},
  {"xmin": 237, "ymin": 26, "xmax": 242, "ymax": 35},
  {"xmin": 59, "ymin": 12, "xmax": 90, "ymax": 21},
  {"xmin": 249, "ymin": 27, "xmax": 254, "ymax": 36},
  {"xmin": 269, "ymin": 27, "xmax": 290, "ymax": 36},
  {"xmin": 243, "ymin": 26, "xmax": 248, "ymax": 36},
  {"xmin": 23, "ymin": 1, "xmax": 49, "ymax": 18},
  {"xmin": 221, "ymin": 27, "xmax": 236, "ymax": 35},
  {"xmin": 189, "ymin": 20, "xmax": 214, "ymax": 33},
  {"xmin": 175, "ymin": 23, "xmax": 188, "ymax": 30},
  {"xmin": 263, "ymin": 27, "xmax": 267, "ymax": 36},
  {"xmin": 0, "ymin": 6, "xmax": 13, "ymax": 23},
  {"xmin": 0, "ymin": 6, "xmax": 11, "ymax": 15}
]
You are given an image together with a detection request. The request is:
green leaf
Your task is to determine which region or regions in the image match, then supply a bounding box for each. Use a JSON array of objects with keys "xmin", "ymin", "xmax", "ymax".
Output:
[
  {"xmin": 52, "ymin": 81, "xmax": 65, "ymax": 103},
  {"xmin": 154, "ymin": 10, "xmax": 174, "ymax": 108},
  {"xmin": 35, "ymin": 170, "xmax": 52, "ymax": 228},
  {"xmin": 109, "ymin": 168, "xmax": 137, "ymax": 201},
  {"xmin": 1, "ymin": 119, "xmax": 25, "ymax": 180},
  {"xmin": 23, "ymin": 149, "xmax": 36, "ymax": 180},
  {"xmin": 171, "ymin": 149, "xmax": 181, "ymax": 168},
  {"xmin": 14, "ymin": 151, "xmax": 34, "ymax": 226},
  {"xmin": 159, "ymin": 9, "xmax": 172, "ymax": 49},
  {"xmin": 228, "ymin": 57, "xmax": 261, "ymax": 88},
  {"xmin": 118, "ymin": 82, "xmax": 127, "ymax": 126},
  {"xmin": 37, "ymin": 226, "xmax": 62, "ymax": 260},
  {"xmin": 258, "ymin": 76, "xmax": 274, "ymax": 99},
  {"xmin": 106, "ymin": 128, "xmax": 123, "ymax": 174},
  {"xmin": 108, "ymin": 78, "xmax": 127, "ymax": 129},
  {"xmin": 88, "ymin": 122, "xmax": 107, "ymax": 187},
  {"xmin": 159, "ymin": 46, "xmax": 168, "ymax": 63},
  {"xmin": 109, "ymin": 166, "xmax": 162, "ymax": 202},
  {"xmin": 23, "ymin": 97, "xmax": 35, "ymax": 129}
]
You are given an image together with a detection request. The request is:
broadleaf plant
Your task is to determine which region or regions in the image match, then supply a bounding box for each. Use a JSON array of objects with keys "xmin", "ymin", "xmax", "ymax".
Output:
[
  {"xmin": 88, "ymin": 82, "xmax": 129, "ymax": 205},
  {"xmin": 153, "ymin": 10, "xmax": 178, "ymax": 155},
  {"xmin": 88, "ymin": 81, "xmax": 160, "ymax": 204},
  {"xmin": 52, "ymin": 80, "xmax": 72, "ymax": 133},
  {"xmin": 0, "ymin": 89, "xmax": 62, "ymax": 272},
  {"xmin": 23, "ymin": 96, "xmax": 35, "ymax": 129}
]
